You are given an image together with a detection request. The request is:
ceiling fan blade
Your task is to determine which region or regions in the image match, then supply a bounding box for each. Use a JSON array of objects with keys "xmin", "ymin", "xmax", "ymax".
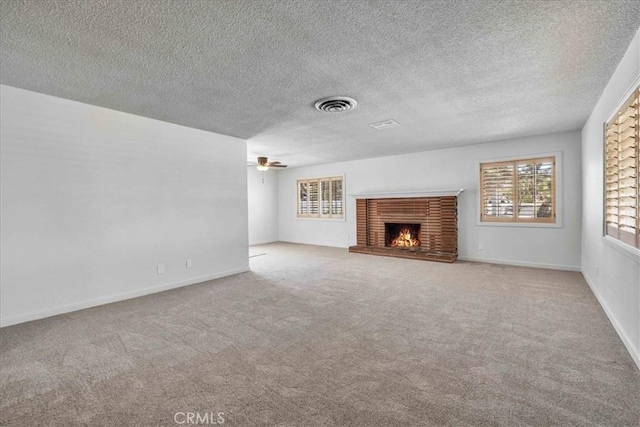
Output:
[{"xmin": 256, "ymin": 156, "xmax": 287, "ymax": 168}]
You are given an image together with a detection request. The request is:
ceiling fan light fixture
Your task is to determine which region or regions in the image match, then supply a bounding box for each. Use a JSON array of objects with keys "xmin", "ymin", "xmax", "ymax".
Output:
[{"xmin": 255, "ymin": 156, "xmax": 286, "ymax": 171}]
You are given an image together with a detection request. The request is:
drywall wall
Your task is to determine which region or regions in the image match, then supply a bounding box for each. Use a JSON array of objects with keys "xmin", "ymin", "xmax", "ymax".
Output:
[
  {"xmin": 278, "ymin": 130, "xmax": 582, "ymax": 271},
  {"xmin": 581, "ymin": 29, "xmax": 640, "ymax": 368},
  {"xmin": 0, "ymin": 85, "xmax": 249, "ymax": 326},
  {"xmin": 247, "ymin": 166, "xmax": 279, "ymax": 245}
]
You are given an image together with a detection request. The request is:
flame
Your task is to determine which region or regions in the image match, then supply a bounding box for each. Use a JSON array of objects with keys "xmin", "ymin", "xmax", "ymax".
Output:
[{"xmin": 391, "ymin": 228, "xmax": 420, "ymax": 247}]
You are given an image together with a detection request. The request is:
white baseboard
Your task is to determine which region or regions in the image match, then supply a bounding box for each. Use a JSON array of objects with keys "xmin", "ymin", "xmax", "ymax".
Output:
[
  {"xmin": 0, "ymin": 266, "xmax": 249, "ymax": 328},
  {"xmin": 249, "ymin": 239, "xmax": 278, "ymax": 246},
  {"xmin": 582, "ymin": 270, "xmax": 640, "ymax": 370},
  {"xmin": 278, "ymin": 239, "xmax": 349, "ymax": 249},
  {"xmin": 458, "ymin": 255, "xmax": 581, "ymax": 272}
]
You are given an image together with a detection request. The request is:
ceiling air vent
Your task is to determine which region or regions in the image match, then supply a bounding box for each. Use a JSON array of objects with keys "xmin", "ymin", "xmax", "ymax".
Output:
[
  {"xmin": 314, "ymin": 96, "xmax": 357, "ymax": 113},
  {"xmin": 369, "ymin": 119, "xmax": 400, "ymax": 130}
]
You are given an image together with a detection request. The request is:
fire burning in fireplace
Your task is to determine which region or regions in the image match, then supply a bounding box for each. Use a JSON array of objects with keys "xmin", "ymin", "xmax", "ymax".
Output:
[
  {"xmin": 385, "ymin": 223, "xmax": 421, "ymax": 248},
  {"xmin": 391, "ymin": 228, "xmax": 420, "ymax": 247}
]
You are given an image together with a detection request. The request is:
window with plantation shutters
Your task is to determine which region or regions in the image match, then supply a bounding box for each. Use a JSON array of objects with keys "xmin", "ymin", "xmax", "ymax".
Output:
[
  {"xmin": 480, "ymin": 157, "xmax": 556, "ymax": 223},
  {"xmin": 297, "ymin": 176, "xmax": 344, "ymax": 219},
  {"xmin": 605, "ymin": 85, "xmax": 639, "ymax": 249},
  {"xmin": 331, "ymin": 178, "xmax": 343, "ymax": 216}
]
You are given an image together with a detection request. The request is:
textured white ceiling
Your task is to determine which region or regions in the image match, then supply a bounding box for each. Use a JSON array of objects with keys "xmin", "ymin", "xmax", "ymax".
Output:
[{"xmin": 1, "ymin": 1, "xmax": 639, "ymax": 167}]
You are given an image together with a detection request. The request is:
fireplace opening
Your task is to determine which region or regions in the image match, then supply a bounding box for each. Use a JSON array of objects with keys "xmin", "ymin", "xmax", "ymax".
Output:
[{"xmin": 385, "ymin": 223, "xmax": 421, "ymax": 248}]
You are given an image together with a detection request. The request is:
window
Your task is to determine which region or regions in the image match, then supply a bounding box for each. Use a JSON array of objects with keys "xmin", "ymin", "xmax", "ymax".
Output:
[
  {"xmin": 480, "ymin": 156, "xmax": 556, "ymax": 223},
  {"xmin": 297, "ymin": 176, "xmax": 343, "ymax": 219},
  {"xmin": 605, "ymin": 85, "xmax": 639, "ymax": 249}
]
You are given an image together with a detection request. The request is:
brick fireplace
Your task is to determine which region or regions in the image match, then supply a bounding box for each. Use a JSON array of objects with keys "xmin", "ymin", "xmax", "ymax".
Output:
[{"xmin": 348, "ymin": 190, "xmax": 462, "ymax": 263}]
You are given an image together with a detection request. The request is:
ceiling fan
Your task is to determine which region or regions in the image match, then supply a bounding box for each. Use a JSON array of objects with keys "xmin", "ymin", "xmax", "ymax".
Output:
[{"xmin": 255, "ymin": 156, "xmax": 287, "ymax": 171}]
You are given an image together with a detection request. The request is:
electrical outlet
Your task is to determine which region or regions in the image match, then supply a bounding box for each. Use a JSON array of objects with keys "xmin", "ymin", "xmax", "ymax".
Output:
[
  {"xmin": 186, "ymin": 259, "xmax": 193, "ymax": 269},
  {"xmin": 157, "ymin": 263, "xmax": 165, "ymax": 274},
  {"xmin": 478, "ymin": 243, "xmax": 483, "ymax": 250}
]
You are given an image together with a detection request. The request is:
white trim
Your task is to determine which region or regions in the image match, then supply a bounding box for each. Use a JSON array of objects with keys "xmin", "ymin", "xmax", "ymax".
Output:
[
  {"xmin": 295, "ymin": 216, "xmax": 347, "ymax": 221},
  {"xmin": 351, "ymin": 189, "xmax": 464, "ymax": 199},
  {"xmin": 279, "ymin": 239, "xmax": 348, "ymax": 249},
  {"xmin": 476, "ymin": 151, "xmax": 563, "ymax": 228},
  {"xmin": 474, "ymin": 221, "xmax": 563, "ymax": 229},
  {"xmin": 248, "ymin": 239, "xmax": 278, "ymax": 246},
  {"xmin": 603, "ymin": 235, "xmax": 640, "ymax": 263},
  {"xmin": 295, "ymin": 173, "xmax": 346, "ymax": 182},
  {"xmin": 0, "ymin": 267, "xmax": 250, "ymax": 328},
  {"xmin": 477, "ymin": 150, "xmax": 562, "ymax": 165},
  {"xmin": 458, "ymin": 256, "xmax": 580, "ymax": 272},
  {"xmin": 582, "ymin": 270, "xmax": 640, "ymax": 370},
  {"xmin": 604, "ymin": 75, "xmax": 640, "ymax": 123}
]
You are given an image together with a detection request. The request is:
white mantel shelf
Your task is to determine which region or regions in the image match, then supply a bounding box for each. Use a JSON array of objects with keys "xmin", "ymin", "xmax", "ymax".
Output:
[{"xmin": 350, "ymin": 189, "xmax": 464, "ymax": 199}]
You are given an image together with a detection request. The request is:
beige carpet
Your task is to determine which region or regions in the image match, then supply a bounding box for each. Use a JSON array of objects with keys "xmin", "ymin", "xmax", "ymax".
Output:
[{"xmin": 1, "ymin": 243, "xmax": 638, "ymax": 426}]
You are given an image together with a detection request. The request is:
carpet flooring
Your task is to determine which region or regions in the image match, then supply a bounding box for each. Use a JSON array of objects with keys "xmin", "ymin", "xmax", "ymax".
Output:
[{"xmin": 1, "ymin": 243, "xmax": 639, "ymax": 426}]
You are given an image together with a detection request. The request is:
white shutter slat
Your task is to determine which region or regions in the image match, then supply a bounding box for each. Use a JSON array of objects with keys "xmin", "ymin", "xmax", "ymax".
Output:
[
  {"xmin": 605, "ymin": 86, "xmax": 639, "ymax": 248},
  {"xmin": 619, "ymin": 115, "xmax": 636, "ymax": 133},
  {"xmin": 481, "ymin": 163, "xmax": 515, "ymax": 219},
  {"xmin": 331, "ymin": 178, "xmax": 343, "ymax": 216}
]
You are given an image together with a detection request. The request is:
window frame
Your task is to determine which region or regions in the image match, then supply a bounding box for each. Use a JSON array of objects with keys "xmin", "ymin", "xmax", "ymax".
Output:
[
  {"xmin": 477, "ymin": 152, "xmax": 562, "ymax": 228},
  {"xmin": 603, "ymin": 80, "xmax": 640, "ymax": 256},
  {"xmin": 296, "ymin": 174, "xmax": 345, "ymax": 221}
]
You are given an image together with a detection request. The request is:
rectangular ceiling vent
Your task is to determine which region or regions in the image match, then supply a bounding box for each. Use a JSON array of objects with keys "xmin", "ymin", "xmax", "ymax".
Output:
[{"xmin": 369, "ymin": 119, "xmax": 400, "ymax": 130}]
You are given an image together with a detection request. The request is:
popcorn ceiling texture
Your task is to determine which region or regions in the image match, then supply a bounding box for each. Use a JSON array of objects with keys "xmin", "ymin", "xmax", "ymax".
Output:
[{"xmin": 1, "ymin": 0, "xmax": 639, "ymax": 167}]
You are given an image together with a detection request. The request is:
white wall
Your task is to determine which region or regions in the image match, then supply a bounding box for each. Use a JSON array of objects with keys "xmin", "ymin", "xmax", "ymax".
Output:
[
  {"xmin": 278, "ymin": 131, "xmax": 582, "ymax": 271},
  {"xmin": 0, "ymin": 85, "xmax": 249, "ymax": 326},
  {"xmin": 247, "ymin": 166, "xmax": 279, "ymax": 245},
  {"xmin": 581, "ymin": 30, "xmax": 640, "ymax": 368}
]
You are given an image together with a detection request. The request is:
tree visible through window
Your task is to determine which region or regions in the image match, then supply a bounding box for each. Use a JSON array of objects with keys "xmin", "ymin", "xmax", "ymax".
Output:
[
  {"xmin": 480, "ymin": 157, "xmax": 556, "ymax": 223},
  {"xmin": 297, "ymin": 176, "xmax": 343, "ymax": 219}
]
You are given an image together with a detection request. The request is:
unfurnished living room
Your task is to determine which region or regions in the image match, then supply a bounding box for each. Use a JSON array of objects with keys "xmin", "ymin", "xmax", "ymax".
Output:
[{"xmin": 1, "ymin": 0, "xmax": 640, "ymax": 426}]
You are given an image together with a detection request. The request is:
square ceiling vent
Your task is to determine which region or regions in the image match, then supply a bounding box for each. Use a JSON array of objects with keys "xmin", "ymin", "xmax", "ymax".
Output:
[{"xmin": 369, "ymin": 119, "xmax": 400, "ymax": 130}]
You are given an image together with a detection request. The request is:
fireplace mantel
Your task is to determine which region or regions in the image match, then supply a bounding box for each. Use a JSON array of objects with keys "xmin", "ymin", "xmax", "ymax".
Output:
[{"xmin": 351, "ymin": 189, "xmax": 464, "ymax": 199}]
